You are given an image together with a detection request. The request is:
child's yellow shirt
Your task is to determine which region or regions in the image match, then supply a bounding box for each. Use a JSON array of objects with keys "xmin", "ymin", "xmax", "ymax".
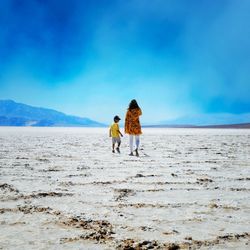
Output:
[{"xmin": 110, "ymin": 123, "xmax": 120, "ymax": 137}]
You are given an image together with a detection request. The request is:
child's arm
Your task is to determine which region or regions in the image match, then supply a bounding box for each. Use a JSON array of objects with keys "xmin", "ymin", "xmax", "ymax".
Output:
[
  {"xmin": 118, "ymin": 130, "xmax": 123, "ymax": 137},
  {"xmin": 109, "ymin": 128, "xmax": 112, "ymax": 137},
  {"xmin": 117, "ymin": 124, "xmax": 123, "ymax": 137}
]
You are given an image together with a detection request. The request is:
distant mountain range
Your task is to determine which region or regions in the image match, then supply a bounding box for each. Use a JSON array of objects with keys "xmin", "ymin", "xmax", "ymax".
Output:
[
  {"xmin": 0, "ymin": 99, "xmax": 249, "ymax": 128},
  {"xmin": 0, "ymin": 100, "xmax": 105, "ymax": 127}
]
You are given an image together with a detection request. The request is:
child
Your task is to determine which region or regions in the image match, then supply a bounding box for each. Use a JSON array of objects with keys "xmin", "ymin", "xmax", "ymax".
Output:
[{"xmin": 109, "ymin": 115, "xmax": 123, "ymax": 153}]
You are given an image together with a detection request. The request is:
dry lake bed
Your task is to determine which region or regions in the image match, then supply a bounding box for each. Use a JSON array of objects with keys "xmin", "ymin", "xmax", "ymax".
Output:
[{"xmin": 0, "ymin": 127, "xmax": 250, "ymax": 249}]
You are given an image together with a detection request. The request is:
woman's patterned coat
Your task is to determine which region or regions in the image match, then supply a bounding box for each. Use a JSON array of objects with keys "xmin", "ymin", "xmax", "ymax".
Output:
[{"xmin": 125, "ymin": 108, "xmax": 142, "ymax": 135}]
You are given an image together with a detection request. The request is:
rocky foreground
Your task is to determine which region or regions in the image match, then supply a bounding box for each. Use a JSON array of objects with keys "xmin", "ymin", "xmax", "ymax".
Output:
[{"xmin": 0, "ymin": 127, "xmax": 249, "ymax": 249}]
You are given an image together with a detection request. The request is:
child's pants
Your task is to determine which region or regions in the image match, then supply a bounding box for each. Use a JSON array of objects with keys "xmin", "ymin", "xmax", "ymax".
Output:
[{"xmin": 129, "ymin": 135, "xmax": 140, "ymax": 152}]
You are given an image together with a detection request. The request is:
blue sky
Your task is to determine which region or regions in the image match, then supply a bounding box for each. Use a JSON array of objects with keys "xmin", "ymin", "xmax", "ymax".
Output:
[{"xmin": 0, "ymin": 0, "xmax": 249, "ymax": 124}]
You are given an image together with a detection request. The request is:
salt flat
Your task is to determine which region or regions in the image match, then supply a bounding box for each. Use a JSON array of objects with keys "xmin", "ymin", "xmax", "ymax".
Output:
[{"xmin": 0, "ymin": 127, "xmax": 250, "ymax": 249}]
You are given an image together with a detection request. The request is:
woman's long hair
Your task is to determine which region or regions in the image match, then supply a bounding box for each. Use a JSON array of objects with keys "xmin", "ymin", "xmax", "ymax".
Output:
[{"xmin": 128, "ymin": 99, "xmax": 140, "ymax": 110}]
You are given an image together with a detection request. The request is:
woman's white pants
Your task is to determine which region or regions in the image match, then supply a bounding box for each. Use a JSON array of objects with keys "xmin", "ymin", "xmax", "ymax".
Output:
[{"xmin": 129, "ymin": 135, "xmax": 140, "ymax": 152}]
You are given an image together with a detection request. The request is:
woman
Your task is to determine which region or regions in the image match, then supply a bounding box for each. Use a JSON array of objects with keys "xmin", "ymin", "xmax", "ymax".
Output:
[{"xmin": 125, "ymin": 99, "xmax": 142, "ymax": 156}]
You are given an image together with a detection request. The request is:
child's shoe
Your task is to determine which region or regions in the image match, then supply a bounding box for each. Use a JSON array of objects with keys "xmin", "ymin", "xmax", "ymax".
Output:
[
  {"xmin": 112, "ymin": 149, "xmax": 115, "ymax": 153},
  {"xmin": 116, "ymin": 147, "xmax": 120, "ymax": 153},
  {"xmin": 129, "ymin": 152, "xmax": 133, "ymax": 156}
]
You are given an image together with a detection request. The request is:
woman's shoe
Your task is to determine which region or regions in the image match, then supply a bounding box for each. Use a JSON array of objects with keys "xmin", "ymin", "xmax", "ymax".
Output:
[{"xmin": 135, "ymin": 148, "xmax": 139, "ymax": 157}]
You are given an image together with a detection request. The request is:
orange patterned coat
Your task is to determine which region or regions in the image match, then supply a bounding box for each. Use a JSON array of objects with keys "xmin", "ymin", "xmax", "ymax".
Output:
[{"xmin": 125, "ymin": 108, "xmax": 142, "ymax": 135}]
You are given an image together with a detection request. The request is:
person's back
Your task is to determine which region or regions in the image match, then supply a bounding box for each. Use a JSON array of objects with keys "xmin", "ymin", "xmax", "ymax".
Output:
[
  {"xmin": 110, "ymin": 122, "xmax": 120, "ymax": 138},
  {"xmin": 125, "ymin": 108, "xmax": 142, "ymax": 135}
]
